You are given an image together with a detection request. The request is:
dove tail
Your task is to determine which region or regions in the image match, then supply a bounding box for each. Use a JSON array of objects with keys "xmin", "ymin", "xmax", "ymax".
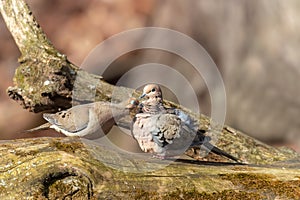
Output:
[
  {"xmin": 24, "ymin": 122, "xmax": 52, "ymax": 133},
  {"xmin": 204, "ymin": 142, "xmax": 241, "ymax": 163}
]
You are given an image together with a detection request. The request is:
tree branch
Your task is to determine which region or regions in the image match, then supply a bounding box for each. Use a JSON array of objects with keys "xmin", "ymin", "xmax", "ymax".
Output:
[
  {"xmin": 0, "ymin": 137, "xmax": 299, "ymax": 199},
  {"xmin": 0, "ymin": 0, "xmax": 299, "ymax": 198}
]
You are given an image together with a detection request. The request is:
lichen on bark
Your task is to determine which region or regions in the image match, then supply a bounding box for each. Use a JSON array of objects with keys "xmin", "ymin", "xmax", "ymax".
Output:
[{"xmin": 0, "ymin": 0, "xmax": 300, "ymax": 199}]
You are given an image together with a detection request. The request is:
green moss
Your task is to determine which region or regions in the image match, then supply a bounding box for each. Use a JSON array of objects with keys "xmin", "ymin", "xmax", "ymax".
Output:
[
  {"xmin": 126, "ymin": 187, "xmax": 264, "ymax": 200},
  {"xmin": 50, "ymin": 139, "xmax": 85, "ymax": 154},
  {"xmin": 165, "ymin": 189, "xmax": 263, "ymax": 200},
  {"xmin": 130, "ymin": 189, "xmax": 158, "ymax": 200},
  {"xmin": 219, "ymin": 173, "xmax": 300, "ymax": 199},
  {"xmin": 112, "ymin": 176, "xmax": 270, "ymax": 200}
]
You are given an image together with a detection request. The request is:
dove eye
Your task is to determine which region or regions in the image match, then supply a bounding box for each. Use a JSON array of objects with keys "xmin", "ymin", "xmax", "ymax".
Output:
[{"xmin": 151, "ymin": 88, "xmax": 156, "ymax": 92}]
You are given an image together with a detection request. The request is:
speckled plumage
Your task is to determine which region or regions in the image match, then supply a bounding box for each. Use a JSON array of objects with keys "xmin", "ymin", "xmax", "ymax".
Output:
[
  {"xmin": 132, "ymin": 85, "xmax": 198, "ymax": 157},
  {"xmin": 132, "ymin": 84, "xmax": 240, "ymax": 162},
  {"xmin": 132, "ymin": 112, "xmax": 196, "ymax": 157}
]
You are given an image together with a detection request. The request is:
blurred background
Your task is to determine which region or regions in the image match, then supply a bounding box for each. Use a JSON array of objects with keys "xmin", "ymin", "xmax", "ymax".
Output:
[{"xmin": 0, "ymin": 0, "xmax": 299, "ymax": 152}]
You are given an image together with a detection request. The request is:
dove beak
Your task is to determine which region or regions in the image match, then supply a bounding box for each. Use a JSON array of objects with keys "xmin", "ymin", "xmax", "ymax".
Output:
[{"xmin": 139, "ymin": 93, "xmax": 146, "ymax": 99}]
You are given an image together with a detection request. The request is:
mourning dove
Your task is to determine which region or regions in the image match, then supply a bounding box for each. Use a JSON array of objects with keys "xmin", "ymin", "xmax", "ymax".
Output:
[
  {"xmin": 131, "ymin": 84, "xmax": 240, "ymax": 162},
  {"xmin": 28, "ymin": 98, "xmax": 139, "ymax": 137}
]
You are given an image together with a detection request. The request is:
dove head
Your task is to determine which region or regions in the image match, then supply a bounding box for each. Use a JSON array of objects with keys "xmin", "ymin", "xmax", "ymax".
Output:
[{"xmin": 140, "ymin": 84, "xmax": 163, "ymax": 100}]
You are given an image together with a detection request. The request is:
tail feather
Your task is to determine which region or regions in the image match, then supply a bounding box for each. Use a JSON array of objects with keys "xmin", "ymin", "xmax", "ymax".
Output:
[
  {"xmin": 24, "ymin": 122, "xmax": 51, "ymax": 133},
  {"xmin": 203, "ymin": 142, "xmax": 241, "ymax": 163}
]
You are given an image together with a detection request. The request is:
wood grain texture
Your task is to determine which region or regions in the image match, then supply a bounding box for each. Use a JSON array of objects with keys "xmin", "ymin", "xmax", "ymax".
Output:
[{"xmin": 0, "ymin": 137, "xmax": 299, "ymax": 199}]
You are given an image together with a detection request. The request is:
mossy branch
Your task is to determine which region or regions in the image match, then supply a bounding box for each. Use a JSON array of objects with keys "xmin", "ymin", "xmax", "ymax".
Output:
[
  {"xmin": 0, "ymin": 0, "xmax": 300, "ymax": 198},
  {"xmin": 0, "ymin": 137, "xmax": 299, "ymax": 199},
  {"xmin": 0, "ymin": 0, "xmax": 298, "ymax": 164}
]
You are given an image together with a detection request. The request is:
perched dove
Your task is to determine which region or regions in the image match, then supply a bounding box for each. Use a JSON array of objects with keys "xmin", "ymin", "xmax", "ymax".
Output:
[
  {"xmin": 28, "ymin": 98, "xmax": 139, "ymax": 137},
  {"xmin": 131, "ymin": 84, "xmax": 240, "ymax": 162}
]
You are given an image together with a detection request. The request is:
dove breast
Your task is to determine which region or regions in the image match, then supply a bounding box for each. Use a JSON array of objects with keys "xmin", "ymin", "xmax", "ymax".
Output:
[{"xmin": 132, "ymin": 113, "xmax": 196, "ymax": 157}]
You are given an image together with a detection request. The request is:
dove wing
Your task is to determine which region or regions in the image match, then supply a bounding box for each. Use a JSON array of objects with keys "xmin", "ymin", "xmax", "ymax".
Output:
[
  {"xmin": 43, "ymin": 103, "xmax": 92, "ymax": 133},
  {"xmin": 171, "ymin": 109, "xmax": 240, "ymax": 162},
  {"xmin": 152, "ymin": 114, "xmax": 182, "ymax": 147}
]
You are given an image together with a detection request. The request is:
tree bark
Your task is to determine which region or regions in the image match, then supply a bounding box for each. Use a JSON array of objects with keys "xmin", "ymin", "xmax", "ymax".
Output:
[
  {"xmin": 0, "ymin": 0, "xmax": 299, "ymax": 199},
  {"xmin": 0, "ymin": 137, "xmax": 299, "ymax": 199}
]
